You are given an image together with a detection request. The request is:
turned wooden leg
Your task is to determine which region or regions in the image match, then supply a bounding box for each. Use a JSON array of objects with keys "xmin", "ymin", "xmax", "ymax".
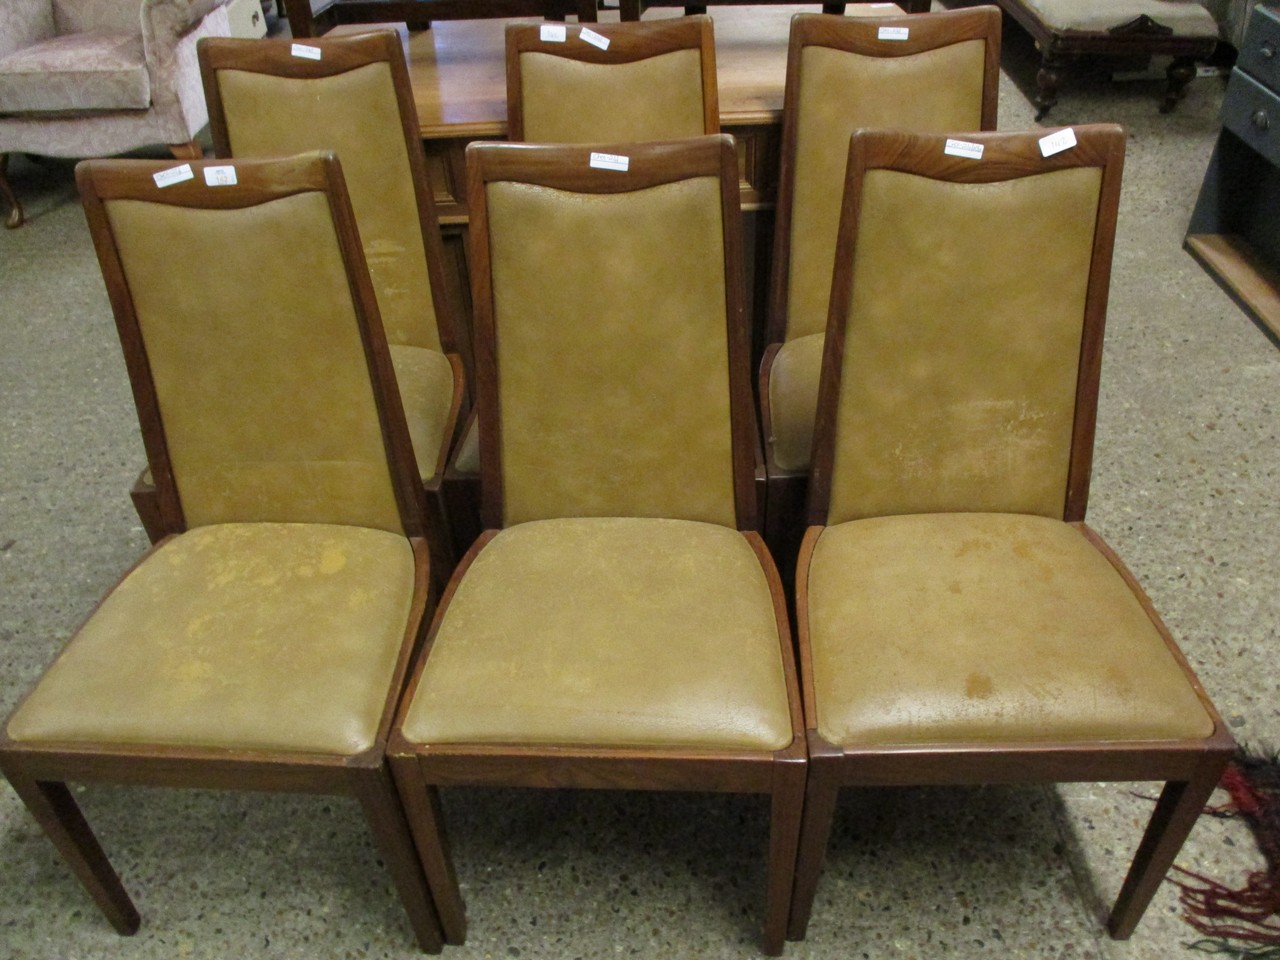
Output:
[
  {"xmin": 763, "ymin": 754, "xmax": 807, "ymax": 955},
  {"xmin": 618, "ymin": 0, "xmax": 642, "ymax": 20},
  {"xmin": 1, "ymin": 153, "xmax": 25, "ymax": 229},
  {"xmin": 4, "ymin": 775, "xmax": 139, "ymax": 934},
  {"xmin": 786, "ymin": 758, "xmax": 841, "ymax": 941},
  {"xmin": 389, "ymin": 756, "xmax": 467, "ymax": 945},
  {"xmin": 351, "ymin": 765, "xmax": 445, "ymax": 953},
  {"xmin": 168, "ymin": 140, "xmax": 203, "ymax": 162},
  {"xmin": 1162, "ymin": 56, "xmax": 1198, "ymax": 114},
  {"xmin": 1036, "ymin": 55, "xmax": 1065, "ymax": 122},
  {"xmin": 1107, "ymin": 756, "xmax": 1230, "ymax": 938}
]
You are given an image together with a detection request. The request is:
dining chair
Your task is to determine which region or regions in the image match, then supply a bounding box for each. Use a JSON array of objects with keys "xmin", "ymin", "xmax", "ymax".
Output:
[
  {"xmin": 788, "ymin": 125, "xmax": 1234, "ymax": 941},
  {"xmin": 0, "ymin": 152, "xmax": 444, "ymax": 952},
  {"xmin": 390, "ymin": 135, "xmax": 806, "ymax": 955},
  {"xmin": 759, "ymin": 6, "xmax": 1001, "ymax": 573}
]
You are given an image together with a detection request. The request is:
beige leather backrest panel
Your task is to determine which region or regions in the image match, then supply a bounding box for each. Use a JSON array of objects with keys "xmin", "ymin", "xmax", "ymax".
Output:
[
  {"xmin": 216, "ymin": 64, "xmax": 439, "ymax": 351},
  {"xmin": 486, "ymin": 176, "xmax": 736, "ymax": 526},
  {"xmin": 519, "ymin": 49, "xmax": 707, "ymax": 142},
  {"xmin": 106, "ymin": 193, "xmax": 404, "ymax": 533},
  {"xmin": 786, "ymin": 40, "xmax": 987, "ymax": 341},
  {"xmin": 827, "ymin": 167, "xmax": 1102, "ymax": 524}
]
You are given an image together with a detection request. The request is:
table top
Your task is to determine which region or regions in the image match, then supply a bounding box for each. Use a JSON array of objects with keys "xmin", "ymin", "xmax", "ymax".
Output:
[{"xmin": 383, "ymin": 4, "xmax": 904, "ymax": 137}]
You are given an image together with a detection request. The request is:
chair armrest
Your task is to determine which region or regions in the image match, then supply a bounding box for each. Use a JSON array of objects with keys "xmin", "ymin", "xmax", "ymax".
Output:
[
  {"xmin": 140, "ymin": 0, "xmax": 226, "ymax": 75},
  {"xmin": 0, "ymin": 0, "xmax": 55, "ymax": 61}
]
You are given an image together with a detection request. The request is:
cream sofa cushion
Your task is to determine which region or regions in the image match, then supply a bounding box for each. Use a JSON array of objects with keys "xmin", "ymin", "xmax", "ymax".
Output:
[{"xmin": 0, "ymin": 33, "xmax": 149, "ymax": 113}]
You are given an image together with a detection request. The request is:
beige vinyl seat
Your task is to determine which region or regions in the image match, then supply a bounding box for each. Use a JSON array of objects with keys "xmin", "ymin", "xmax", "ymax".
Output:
[
  {"xmin": 787, "ymin": 126, "xmax": 1234, "ymax": 942},
  {"xmin": 127, "ymin": 30, "xmax": 466, "ymax": 582},
  {"xmin": 443, "ymin": 15, "xmax": 720, "ymax": 557},
  {"xmin": 0, "ymin": 153, "xmax": 443, "ymax": 950},
  {"xmin": 758, "ymin": 6, "xmax": 1001, "ymax": 570},
  {"xmin": 389, "ymin": 136, "xmax": 806, "ymax": 956}
]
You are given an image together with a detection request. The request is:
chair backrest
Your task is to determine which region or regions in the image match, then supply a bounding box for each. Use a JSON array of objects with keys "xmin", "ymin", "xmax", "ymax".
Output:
[
  {"xmin": 77, "ymin": 152, "xmax": 424, "ymax": 538},
  {"xmin": 809, "ymin": 126, "xmax": 1126, "ymax": 527},
  {"xmin": 198, "ymin": 31, "xmax": 455, "ymax": 356},
  {"xmin": 505, "ymin": 16, "xmax": 718, "ymax": 143},
  {"xmin": 769, "ymin": 7, "xmax": 1001, "ymax": 346},
  {"xmin": 467, "ymin": 135, "xmax": 755, "ymax": 530}
]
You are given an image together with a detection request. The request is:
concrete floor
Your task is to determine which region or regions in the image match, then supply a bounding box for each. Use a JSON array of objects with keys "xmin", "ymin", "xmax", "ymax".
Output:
[{"xmin": 2, "ymin": 12, "xmax": 1279, "ymax": 960}]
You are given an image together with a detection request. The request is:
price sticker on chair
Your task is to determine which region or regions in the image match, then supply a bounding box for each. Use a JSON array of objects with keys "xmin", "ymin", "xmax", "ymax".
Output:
[
  {"xmin": 153, "ymin": 163, "xmax": 194, "ymax": 188},
  {"xmin": 877, "ymin": 26, "xmax": 909, "ymax": 41},
  {"xmin": 943, "ymin": 138, "xmax": 984, "ymax": 160},
  {"xmin": 540, "ymin": 24, "xmax": 566, "ymax": 42},
  {"xmin": 1038, "ymin": 127, "xmax": 1078, "ymax": 157},
  {"xmin": 291, "ymin": 42, "xmax": 322, "ymax": 60},
  {"xmin": 580, "ymin": 27, "xmax": 610, "ymax": 50},
  {"xmin": 203, "ymin": 165, "xmax": 238, "ymax": 187},
  {"xmin": 589, "ymin": 151, "xmax": 629, "ymax": 172}
]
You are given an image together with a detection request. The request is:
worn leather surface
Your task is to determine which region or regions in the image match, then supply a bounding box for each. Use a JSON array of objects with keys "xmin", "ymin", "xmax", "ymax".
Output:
[
  {"xmin": 400, "ymin": 517, "xmax": 791, "ymax": 750},
  {"xmin": 389, "ymin": 343, "xmax": 455, "ymax": 482},
  {"xmin": 217, "ymin": 63, "xmax": 441, "ymax": 351},
  {"xmin": 105, "ymin": 194, "xmax": 404, "ymax": 534},
  {"xmin": 785, "ymin": 40, "xmax": 987, "ymax": 342},
  {"xmin": 806, "ymin": 513, "xmax": 1214, "ymax": 746},
  {"xmin": 519, "ymin": 49, "xmax": 707, "ymax": 142},
  {"xmin": 485, "ymin": 177, "xmax": 736, "ymax": 526},
  {"xmin": 767, "ymin": 332, "xmax": 823, "ymax": 472},
  {"xmin": 8, "ymin": 523, "xmax": 414, "ymax": 754},
  {"xmin": 827, "ymin": 167, "xmax": 1101, "ymax": 524}
]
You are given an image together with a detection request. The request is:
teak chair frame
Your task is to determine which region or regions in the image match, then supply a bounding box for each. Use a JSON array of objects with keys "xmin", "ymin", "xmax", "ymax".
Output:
[
  {"xmin": 787, "ymin": 126, "xmax": 1236, "ymax": 941},
  {"xmin": 127, "ymin": 31, "xmax": 468, "ymax": 579},
  {"xmin": 759, "ymin": 7, "xmax": 1002, "ymax": 570},
  {"xmin": 390, "ymin": 136, "xmax": 807, "ymax": 956},
  {"xmin": 504, "ymin": 15, "xmax": 720, "ymax": 142},
  {"xmin": 0, "ymin": 154, "xmax": 444, "ymax": 953}
]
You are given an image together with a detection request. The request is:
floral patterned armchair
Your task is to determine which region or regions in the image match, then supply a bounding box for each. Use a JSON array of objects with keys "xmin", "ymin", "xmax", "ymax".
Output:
[{"xmin": 0, "ymin": 0, "xmax": 230, "ymax": 227}]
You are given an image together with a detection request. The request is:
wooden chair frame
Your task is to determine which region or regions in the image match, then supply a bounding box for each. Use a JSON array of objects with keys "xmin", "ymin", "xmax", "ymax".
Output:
[
  {"xmin": 787, "ymin": 126, "xmax": 1236, "ymax": 941},
  {"xmin": 129, "ymin": 31, "xmax": 469, "ymax": 584},
  {"xmin": 389, "ymin": 136, "xmax": 807, "ymax": 956},
  {"xmin": 505, "ymin": 15, "xmax": 720, "ymax": 142},
  {"xmin": 758, "ymin": 6, "xmax": 1002, "ymax": 576},
  {"xmin": 0, "ymin": 154, "xmax": 444, "ymax": 953}
]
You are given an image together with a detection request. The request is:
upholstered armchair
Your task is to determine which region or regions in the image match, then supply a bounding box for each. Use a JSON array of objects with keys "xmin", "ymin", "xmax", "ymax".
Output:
[{"xmin": 0, "ymin": 0, "xmax": 230, "ymax": 227}]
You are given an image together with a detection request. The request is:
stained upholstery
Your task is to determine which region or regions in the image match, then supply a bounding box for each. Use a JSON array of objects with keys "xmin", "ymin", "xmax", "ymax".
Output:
[
  {"xmin": 766, "ymin": 333, "xmax": 823, "ymax": 473},
  {"xmin": 485, "ymin": 176, "xmax": 736, "ymax": 526},
  {"xmin": 0, "ymin": 33, "xmax": 149, "ymax": 112},
  {"xmin": 806, "ymin": 513, "xmax": 1215, "ymax": 746},
  {"xmin": 7, "ymin": 523, "xmax": 414, "ymax": 754},
  {"xmin": 215, "ymin": 64, "xmax": 441, "ymax": 352},
  {"xmin": 401, "ymin": 517, "xmax": 791, "ymax": 750},
  {"xmin": 105, "ymin": 192, "xmax": 404, "ymax": 534},
  {"xmin": 519, "ymin": 49, "xmax": 707, "ymax": 143},
  {"xmin": 1018, "ymin": 0, "xmax": 1218, "ymax": 35},
  {"xmin": 827, "ymin": 166, "xmax": 1101, "ymax": 525},
  {"xmin": 389, "ymin": 344, "xmax": 456, "ymax": 481}
]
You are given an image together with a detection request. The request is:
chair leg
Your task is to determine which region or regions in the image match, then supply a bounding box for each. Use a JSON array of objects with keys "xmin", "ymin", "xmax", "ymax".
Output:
[
  {"xmin": 786, "ymin": 763, "xmax": 840, "ymax": 941},
  {"xmin": 763, "ymin": 755, "xmax": 807, "ymax": 955},
  {"xmin": 389, "ymin": 755, "xmax": 467, "ymax": 945},
  {"xmin": 1162, "ymin": 56, "xmax": 1198, "ymax": 114},
  {"xmin": 1107, "ymin": 760, "xmax": 1230, "ymax": 938},
  {"xmin": 350, "ymin": 765, "xmax": 445, "ymax": 953},
  {"xmin": 4, "ymin": 774, "xmax": 139, "ymax": 934},
  {"xmin": 1, "ymin": 153, "xmax": 25, "ymax": 229}
]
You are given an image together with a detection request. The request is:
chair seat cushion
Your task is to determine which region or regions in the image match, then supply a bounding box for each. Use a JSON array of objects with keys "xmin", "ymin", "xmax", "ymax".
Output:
[
  {"xmin": 0, "ymin": 33, "xmax": 150, "ymax": 114},
  {"xmin": 389, "ymin": 344, "xmax": 456, "ymax": 483},
  {"xmin": 1018, "ymin": 0, "xmax": 1218, "ymax": 36},
  {"xmin": 806, "ymin": 513, "xmax": 1214, "ymax": 747},
  {"xmin": 7, "ymin": 523, "xmax": 415, "ymax": 756},
  {"xmin": 766, "ymin": 333, "xmax": 824, "ymax": 473},
  {"xmin": 400, "ymin": 517, "xmax": 793, "ymax": 751}
]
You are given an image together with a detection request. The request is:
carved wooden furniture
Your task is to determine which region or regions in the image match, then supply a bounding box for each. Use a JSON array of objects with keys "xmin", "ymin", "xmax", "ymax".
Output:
[
  {"xmin": 617, "ymin": 1, "xmax": 931, "ymax": 23},
  {"xmin": 0, "ymin": 0, "xmax": 231, "ymax": 228},
  {"xmin": 388, "ymin": 136, "xmax": 806, "ymax": 956},
  {"xmin": 994, "ymin": 0, "xmax": 1220, "ymax": 119},
  {"xmin": 283, "ymin": 0, "xmax": 598, "ymax": 38},
  {"xmin": 758, "ymin": 6, "xmax": 1000, "ymax": 576},
  {"xmin": 1187, "ymin": 1, "xmax": 1280, "ymax": 346},
  {"xmin": 0, "ymin": 153, "xmax": 443, "ymax": 951},
  {"xmin": 126, "ymin": 31, "xmax": 468, "ymax": 584},
  {"xmin": 787, "ymin": 126, "xmax": 1234, "ymax": 942}
]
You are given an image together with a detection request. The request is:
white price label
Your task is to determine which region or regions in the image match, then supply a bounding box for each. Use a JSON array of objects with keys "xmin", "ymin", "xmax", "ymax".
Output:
[
  {"xmin": 1038, "ymin": 127, "xmax": 1078, "ymax": 157},
  {"xmin": 540, "ymin": 24, "xmax": 567, "ymax": 42},
  {"xmin": 203, "ymin": 165, "xmax": 238, "ymax": 187},
  {"xmin": 589, "ymin": 151, "xmax": 629, "ymax": 172},
  {"xmin": 580, "ymin": 27, "xmax": 610, "ymax": 49},
  {"xmin": 878, "ymin": 26, "xmax": 909, "ymax": 41},
  {"xmin": 944, "ymin": 138, "xmax": 985, "ymax": 160},
  {"xmin": 153, "ymin": 164, "xmax": 194, "ymax": 188},
  {"xmin": 291, "ymin": 43, "xmax": 322, "ymax": 60}
]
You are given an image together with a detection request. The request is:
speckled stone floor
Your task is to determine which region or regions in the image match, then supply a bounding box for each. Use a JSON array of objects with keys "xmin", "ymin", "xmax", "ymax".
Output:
[{"xmin": 2, "ymin": 8, "xmax": 1278, "ymax": 960}]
